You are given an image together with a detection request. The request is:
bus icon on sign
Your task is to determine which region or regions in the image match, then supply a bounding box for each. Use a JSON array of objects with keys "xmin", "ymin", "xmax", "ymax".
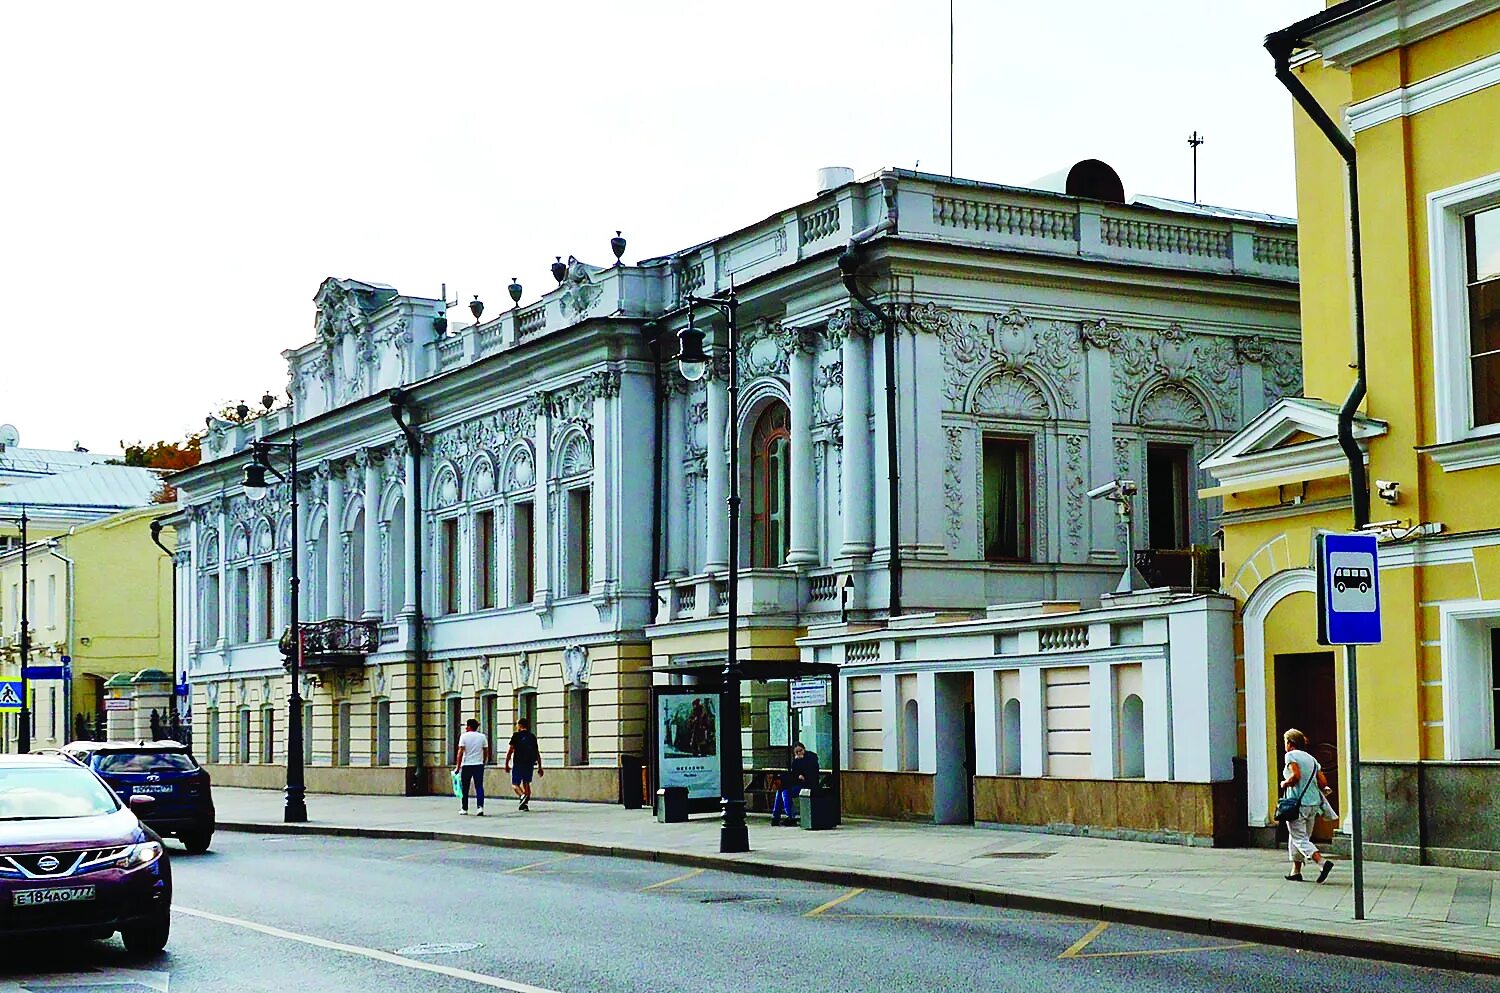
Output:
[{"xmin": 1333, "ymin": 566, "xmax": 1372, "ymax": 595}]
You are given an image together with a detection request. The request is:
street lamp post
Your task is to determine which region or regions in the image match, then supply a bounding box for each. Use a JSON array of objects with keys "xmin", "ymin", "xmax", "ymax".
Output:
[
  {"xmin": 1, "ymin": 509, "xmax": 32, "ymax": 752},
  {"xmin": 675, "ymin": 284, "xmax": 750, "ymax": 854},
  {"xmin": 241, "ymin": 403, "xmax": 306, "ymax": 824}
]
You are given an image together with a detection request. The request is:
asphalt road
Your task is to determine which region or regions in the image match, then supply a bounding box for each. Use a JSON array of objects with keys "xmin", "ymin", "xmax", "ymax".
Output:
[{"xmin": 1, "ymin": 833, "xmax": 1495, "ymax": 992}]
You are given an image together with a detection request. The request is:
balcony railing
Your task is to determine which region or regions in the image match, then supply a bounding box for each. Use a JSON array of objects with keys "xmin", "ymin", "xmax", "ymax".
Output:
[
  {"xmin": 1133, "ymin": 547, "xmax": 1220, "ymax": 592},
  {"xmin": 278, "ymin": 618, "xmax": 380, "ymax": 668}
]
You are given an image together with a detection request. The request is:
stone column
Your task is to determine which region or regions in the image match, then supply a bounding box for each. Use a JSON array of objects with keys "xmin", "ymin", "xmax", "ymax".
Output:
[
  {"xmin": 215, "ymin": 506, "xmax": 228, "ymax": 646},
  {"xmin": 1081, "ymin": 321, "xmax": 1119, "ymax": 562},
  {"xmin": 325, "ymin": 464, "xmax": 345, "ymax": 618},
  {"xmin": 362, "ymin": 453, "xmax": 382, "ymax": 620},
  {"xmin": 838, "ymin": 318, "xmax": 874, "ymax": 560},
  {"xmin": 293, "ymin": 485, "xmax": 310, "ymax": 622},
  {"xmin": 786, "ymin": 328, "xmax": 819, "ymax": 567},
  {"xmin": 704, "ymin": 371, "xmax": 728, "ymax": 573},
  {"xmin": 665, "ymin": 382, "xmax": 689, "ymax": 578},
  {"xmin": 590, "ymin": 372, "xmax": 618, "ymax": 593}
]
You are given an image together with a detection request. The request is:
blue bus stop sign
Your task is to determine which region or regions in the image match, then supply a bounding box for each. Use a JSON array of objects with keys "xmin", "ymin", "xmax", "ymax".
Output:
[{"xmin": 1317, "ymin": 532, "xmax": 1382, "ymax": 646}]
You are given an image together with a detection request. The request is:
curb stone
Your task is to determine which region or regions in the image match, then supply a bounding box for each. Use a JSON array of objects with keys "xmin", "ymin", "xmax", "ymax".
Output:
[{"xmin": 217, "ymin": 821, "xmax": 1500, "ymax": 977}]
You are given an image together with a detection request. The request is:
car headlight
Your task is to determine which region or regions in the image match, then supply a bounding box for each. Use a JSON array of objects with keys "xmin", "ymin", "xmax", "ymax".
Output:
[{"xmin": 117, "ymin": 841, "xmax": 164, "ymax": 871}]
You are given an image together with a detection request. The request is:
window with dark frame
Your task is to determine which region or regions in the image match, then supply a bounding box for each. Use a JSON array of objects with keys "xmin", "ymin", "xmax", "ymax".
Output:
[
  {"xmin": 567, "ymin": 488, "xmax": 591, "ymax": 595},
  {"xmin": 513, "ymin": 501, "xmax": 535, "ymax": 604},
  {"xmin": 1491, "ymin": 628, "xmax": 1500, "ymax": 751},
  {"xmin": 476, "ymin": 509, "xmax": 496, "ymax": 610},
  {"xmin": 982, "ymin": 436, "xmax": 1029, "ymax": 561},
  {"xmin": 750, "ymin": 403, "xmax": 791, "ymax": 568},
  {"xmin": 442, "ymin": 516, "xmax": 461, "ymax": 615},
  {"xmin": 259, "ymin": 560, "xmax": 275, "ymax": 640},
  {"xmin": 1146, "ymin": 444, "xmax": 1192, "ymax": 550},
  {"xmin": 1467, "ymin": 206, "xmax": 1500, "ymax": 428}
]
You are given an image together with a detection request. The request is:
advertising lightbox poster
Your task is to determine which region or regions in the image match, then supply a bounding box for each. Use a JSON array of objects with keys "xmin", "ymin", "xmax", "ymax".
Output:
[{"xmin": 658, "ymin": 692, "xmax": 721, "ymax": 800}]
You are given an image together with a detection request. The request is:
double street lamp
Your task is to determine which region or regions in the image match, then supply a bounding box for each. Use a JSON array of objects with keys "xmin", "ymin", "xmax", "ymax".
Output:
[
  {"xmin": 675, "ymin": 285, "xmax": 750, "ymax": 854},
  {"xmin": 1, "ymin": 509, "xmax": 31, "ymax": 752},
  {"xmin": 240, "ymin": 397, "xmax": 307, "ymax": 824}
]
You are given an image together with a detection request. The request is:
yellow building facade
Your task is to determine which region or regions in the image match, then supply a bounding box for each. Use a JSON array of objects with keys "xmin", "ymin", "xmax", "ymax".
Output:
[
  {"xmin": 1208, "ymin": 0, "xmax": 1500, "ymax": 866},
  {"xmin": 0, "ymin": 505, "xmax": 176, "ymax": 750}
]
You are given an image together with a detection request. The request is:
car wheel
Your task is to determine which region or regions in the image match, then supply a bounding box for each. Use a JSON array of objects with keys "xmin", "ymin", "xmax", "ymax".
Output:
[
  {"xmin": 121, "ymin": 910, "xmax": 170, "ymax": 956},
  {"xmin": 181, "ymin": 830, "xmax": 212, "ymax": 854}
]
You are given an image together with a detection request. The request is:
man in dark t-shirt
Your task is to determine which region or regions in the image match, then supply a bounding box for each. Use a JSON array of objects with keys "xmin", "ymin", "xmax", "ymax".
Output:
[{"xmin": 505, "ymin": 717, "xmax": 544, "ymax": 811}]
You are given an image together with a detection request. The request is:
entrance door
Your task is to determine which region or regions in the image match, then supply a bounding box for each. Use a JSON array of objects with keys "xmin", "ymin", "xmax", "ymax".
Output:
[
  {"xmin": 933, "ymin": 672, "xmax": 975, "ymax": 825},
  {"xmin": 1273, "ymin": 652, "xmax": 1338, "ymax": 841}
]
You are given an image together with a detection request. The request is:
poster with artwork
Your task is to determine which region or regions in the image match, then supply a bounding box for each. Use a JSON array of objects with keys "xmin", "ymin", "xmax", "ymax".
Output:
[
  {"xmin": 768, "ymin": 699, "xmax": 789, "ymax": 748},
  {"xmin": 658, "ymin": 692, "xmax": 721, "ymax": 800}
]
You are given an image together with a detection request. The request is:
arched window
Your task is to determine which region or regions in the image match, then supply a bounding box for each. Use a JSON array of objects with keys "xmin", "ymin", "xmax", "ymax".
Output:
[
  {"xmin": 900, "ymin": 699, "xmax": 920, "ymax": 772},
  {"xmin": 749, "ymin": 403, "xmax": 791, "ymax": 568},
  {"xmin": 1119, "ymin": 694, "xmax": 1145, "ymax": 779},
  {"xmin": 1000, "ymin": 698, "xmax": 1022, "ymax": 775}
]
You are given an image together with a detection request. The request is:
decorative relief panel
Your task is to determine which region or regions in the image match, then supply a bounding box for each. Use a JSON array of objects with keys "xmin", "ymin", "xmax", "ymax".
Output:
[
  {"xmin": 1261, "ymin": 341, "xmax": 1302, "ymax": 406},
  {"xmin": 1111, "ymin": 324, "xmax": 1239, "ymax": 428},
  {"xmin": 943, "ymin": 426, "xmax": 964, "ymax": 550},
  {"xmin": 898, "ymin": 302, "xmax": 1080, "ymax": 413},
  {"xmin": 1063, "ymin": 434, "xmax": 1087, "ymax": 557},
  {"xmin": 968, "ymin": 370, "xmax": 1052, "ymax": 419}
]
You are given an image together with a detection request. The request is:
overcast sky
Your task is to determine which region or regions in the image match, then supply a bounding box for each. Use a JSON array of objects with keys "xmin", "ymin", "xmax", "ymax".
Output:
[{"xmin": 0, "ymin": 0, "xmax": 1319, "ymax": 454}]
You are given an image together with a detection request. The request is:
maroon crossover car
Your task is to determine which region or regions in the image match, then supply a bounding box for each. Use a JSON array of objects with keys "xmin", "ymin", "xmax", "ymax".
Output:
[{"xmin": 0, "ymin": 753, "xmax": 172, "ymax": 953}]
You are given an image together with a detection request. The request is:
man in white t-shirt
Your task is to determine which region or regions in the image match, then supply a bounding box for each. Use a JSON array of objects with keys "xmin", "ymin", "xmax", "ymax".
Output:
[{"xmin": 454, "ymin": 719, "xmax": 490, "ymax": 816}]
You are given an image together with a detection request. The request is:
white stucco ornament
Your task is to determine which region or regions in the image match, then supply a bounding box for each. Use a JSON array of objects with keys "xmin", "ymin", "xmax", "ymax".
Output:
[{"xmin": 562, "ymin": 645, "xmax": 590, "ymax": 687}]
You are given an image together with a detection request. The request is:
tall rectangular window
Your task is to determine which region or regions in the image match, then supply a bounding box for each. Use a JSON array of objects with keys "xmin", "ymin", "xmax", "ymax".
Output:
[
  {"xmin": 512, "ymin": 502, "xmax": 534, "ymax": 605},
  {"xmin": 46, "ymin": 575, "xmax": 56, "ymax": 629},
  {"xmin": 481, "ymin": 692, "xmax": 499, "ymax": 751},
  {"xmin": 476, "ymin": 510, "xmax": 496, "ymax": 610},
  {"xmin": 203, "ymin": 574, "xmax": 221, "ymax": 644},
  {"xmin": 1466, "ymin": 205, "xmax": 1500, "ymax": 427},
  {"xmin": 1146, "ymin": 444, "xmax": 1191, "ymax": 550},
  {"xmin": 1491, "ymin": 628, "xmax": 1500, "ymax": 751},
  {"xmin": 567, "ymin": 687, "xmax": 589, "ymax": 766},
  {"xmin": 238, "ymin": 708, "xmax": 251, "ymax": 764},
  {"xmin": 374, "ymin": 699, "xmax": 391, "ymax": 766},
  {"xmin": 982, "ymin": 437, "xmax": 1029, "ymax": 561},
  {"xmin": 442, "ymin": 517, "xmax": 461, "ymax": 615},
  {"xmin": 231, "ymin": 568, "xmax": 250, "ymax": 643},
  {"xmin": 337, "ymin": 701, "xmax": 352, "ymax": 766},
  {"xmin": 261, "ymin": 706, "xmax": 275, "ymax": 763},
  {"xmin": 207, "ymin": 707, "xmax": 220, "ymax": 763},
  {"xmin": 567, "ymin": 488, "xmax": 591, "ymax": 596},
  {"xmin": 445, "ymin": 696, "xmax": 463, "ymax": 764},
  {"xmin": 259, "ymin": 561, "xmax": 275, "ymax": 640},
  {"xmin": 302, "ymin": 702, "xmax": 315, "ymax": 766}
]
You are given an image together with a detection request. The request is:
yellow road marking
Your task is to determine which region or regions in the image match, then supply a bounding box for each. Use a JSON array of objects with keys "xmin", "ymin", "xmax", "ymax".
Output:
[
  {"xmin": 639, "ymin": 867, "xmax": 705, "ymax": 892},
  {"xmin": 175, "ymin": 905, "xmax": 564, "ymax": 992},
  {"xmin": 504, "ymin": 853, "xmax": 580, "ymax": 874},
  {"xmin": 1074, "ymin": 942, "xmax": 1256, "ymax": 960},
  {"xmin": 804, "ymin": 887, "xmax": 866, "ymax": 918},
  {"xmin": 1058, "ymin": 921, "xmax": 1110, "ymax": 959}
]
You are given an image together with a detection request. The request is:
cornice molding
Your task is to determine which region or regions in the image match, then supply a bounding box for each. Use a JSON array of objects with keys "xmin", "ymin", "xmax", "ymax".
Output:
[{"xmin": 1348, "ymin": 49, "xmax": 1500, "ymax": 132}]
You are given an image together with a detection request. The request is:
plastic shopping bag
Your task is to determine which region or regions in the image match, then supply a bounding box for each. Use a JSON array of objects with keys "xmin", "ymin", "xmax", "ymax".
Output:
[{"xmin": 451, "ymin": 770, "xmax": 463, "ymax": 799}]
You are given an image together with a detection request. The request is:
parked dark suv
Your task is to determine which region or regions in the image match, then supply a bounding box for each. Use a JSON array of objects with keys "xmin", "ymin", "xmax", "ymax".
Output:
[
  {"xmin": 62, "ymin": 741, "xmax": 215, "ymax": 854},
  {"xmin": 0, "ymin": 753, "xmax": 172, "ymax": 953}
]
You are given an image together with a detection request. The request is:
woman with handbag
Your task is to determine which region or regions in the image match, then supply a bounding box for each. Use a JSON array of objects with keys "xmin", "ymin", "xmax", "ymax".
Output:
[{"xmin": 1278, "ymin": 728, "xmax": 1335, "ymax": 883}]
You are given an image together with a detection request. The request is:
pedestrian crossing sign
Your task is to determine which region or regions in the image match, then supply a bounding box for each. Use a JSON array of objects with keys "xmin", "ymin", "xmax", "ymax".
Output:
[{"xmin": 0, "ymin": 680, "xmax": 22, "ymax": 711}]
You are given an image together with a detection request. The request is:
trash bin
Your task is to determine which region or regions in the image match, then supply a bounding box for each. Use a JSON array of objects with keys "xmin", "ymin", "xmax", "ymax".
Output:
[
  {"xmin": 620, "ymin": 754, "xmax": 644, "ymax": 809},
  {"xmin": 798, "ymin": 789, "xmax": 837, "ymax": 831},
  {"xmin": 656, "ymin": 786, "xmax": 689, "ymax": 823}
]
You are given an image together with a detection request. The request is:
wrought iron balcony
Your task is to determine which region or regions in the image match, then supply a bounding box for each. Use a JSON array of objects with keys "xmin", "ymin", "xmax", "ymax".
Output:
[
  {"xmin": 278, "ymin": 618, "xmax": 380, "ymax": 668},
  {"xmin": 1133, "ymin": 547, "xmax": 1220, "ymax": 592}
]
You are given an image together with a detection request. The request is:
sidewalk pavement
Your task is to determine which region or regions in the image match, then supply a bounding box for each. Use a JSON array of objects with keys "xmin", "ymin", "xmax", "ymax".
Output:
[{"xmin": 212, "ymin": 786, "xmax": 1500, "ymax": 975}]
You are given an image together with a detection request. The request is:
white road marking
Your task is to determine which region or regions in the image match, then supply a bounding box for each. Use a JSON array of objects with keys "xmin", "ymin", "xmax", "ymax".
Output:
[{"xmin": 175, "ymin": 905, "xmax": 565, "ymax": 993}]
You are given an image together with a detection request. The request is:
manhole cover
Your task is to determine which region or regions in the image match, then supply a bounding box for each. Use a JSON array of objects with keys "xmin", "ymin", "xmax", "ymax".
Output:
[
  {"xmin": 982, "ymin": 851, "xmax": 1055, "ymax": 859},
  {"xmin": 395, "ymin": 942, "xmax": 482, "ymax": 956}
]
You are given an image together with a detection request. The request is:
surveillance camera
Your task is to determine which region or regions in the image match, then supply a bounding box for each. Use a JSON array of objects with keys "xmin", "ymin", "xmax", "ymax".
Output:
[
  {"xmin": 1375, "ymin": 479, "xmax": 1399, "ymax": 505},
  {"xmin": 1117, "ymin": 479, "xmax": 1138, "ymax": 497},
  {"xmin": 1086, "ymin": 481, "xmax": 1119, "ymax": 500}
]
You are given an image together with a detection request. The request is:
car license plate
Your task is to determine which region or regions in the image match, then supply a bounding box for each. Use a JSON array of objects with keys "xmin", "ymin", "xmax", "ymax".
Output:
[
  {"xmin": 14, "ymin": 886, "xmax": 96, "ymax": 907},
  {"xmin": 134, "ymin": 784, "xmax": 173, "ymax": 794}
]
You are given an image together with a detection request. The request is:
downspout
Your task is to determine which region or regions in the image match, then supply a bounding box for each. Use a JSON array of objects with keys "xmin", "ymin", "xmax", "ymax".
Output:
[
  {"xmin": 644, "ymin": 321, "xmax": 665, "ymax": 585},
  {"xmin": 150, "ymin": 519, "xmax": 176, "ymax": 740},
  {"xmin": 47, "ymin": 540, "xmax": 75, "ymax": 742},
  {"xmin": 1266, "ymin": 34, "xmax": 1370, "ymax": 529},
  {"xmin": 388, "ymin": 389, "xmax": 426, "ymax": 791},
  {"xmin": 838, "ymin": 177, "xmax": 902, "ymax": 616}
]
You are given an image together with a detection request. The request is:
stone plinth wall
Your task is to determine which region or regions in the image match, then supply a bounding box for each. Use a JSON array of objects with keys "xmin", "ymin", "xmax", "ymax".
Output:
[
  {"xmin": 839, "ymin": 770, "xmax": 935, "ymax": 821},
  {"xmin": 974, "ymin": 776, "xmax": 1241, "ymax": 847},
  {"xmin": 1361, "ymin": 761, "xmax": 1500, "ymax": 870}
]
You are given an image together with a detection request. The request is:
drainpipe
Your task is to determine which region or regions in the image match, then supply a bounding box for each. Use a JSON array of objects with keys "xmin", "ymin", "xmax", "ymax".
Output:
[
  {"xmin": 150, "ymin": 519, "xmax": 177, "ymax": 739},
  {"xmin": 644, "ymin": 321, "xmax": 665, "ymax": 585},
  {"xmin": 47, "ymin": 540, "xmax": 75, "ymax": 743},
  {"xmin": 837, "ymin": 179, "xmax": 901, "ymax": 616},
  {"xmin": 388, "ymin": 389, "xmax": 426, "ymax": 792},
  {"xmin": 1266, "ymin": 34, "xmax": 1370, "ymax": 530}
]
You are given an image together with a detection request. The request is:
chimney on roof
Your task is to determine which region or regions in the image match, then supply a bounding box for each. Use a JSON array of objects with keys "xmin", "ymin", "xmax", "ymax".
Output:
[{"xmin": 816, "ymin": 166, "xmax": 856, "ymax": 196}]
